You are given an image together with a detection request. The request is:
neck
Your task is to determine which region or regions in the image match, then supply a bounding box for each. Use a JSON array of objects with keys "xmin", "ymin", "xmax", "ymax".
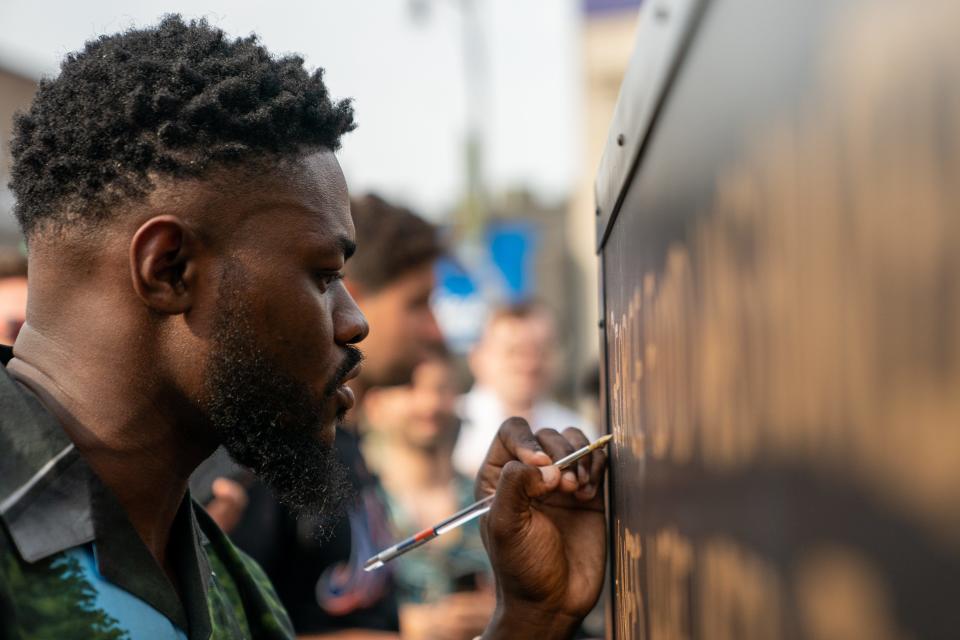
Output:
[
  {"xmin": 481, "ymin": 384, "xmax": 535, "ymax": 421},
  {"xmin": 8, "ymin": 323, "xmax": 211, "ymax": 573},
  {"xmin": 503, "ymin": 402, "xmax": 534, "ymax": 421}
]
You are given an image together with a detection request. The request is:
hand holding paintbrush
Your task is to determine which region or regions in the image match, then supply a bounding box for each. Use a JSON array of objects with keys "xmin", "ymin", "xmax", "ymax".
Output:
[
  {"xmin": 371, "ymin": 419, "xmax": 610, "ymax": 640},
  {"xmin": 365, "ymin": 433, "xmax": 612, "ymax": 571}
]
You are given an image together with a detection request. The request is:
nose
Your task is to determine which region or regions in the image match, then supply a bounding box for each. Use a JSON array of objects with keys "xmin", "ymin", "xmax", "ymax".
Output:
[
  {"xmin": 334, "ymin": 288, "xmax": 369, "ymax": 345},
  {"xmin": 421, "ymin": 308, "xmax": 444, "ymax": 347}
]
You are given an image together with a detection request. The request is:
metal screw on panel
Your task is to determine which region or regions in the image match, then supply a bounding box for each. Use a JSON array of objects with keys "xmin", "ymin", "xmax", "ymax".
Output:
[
  {"xmin": 616, "ymin": 133, "xmax": 626, "ymax": 146},
  {"xmin": 655, "ymin": 5, "xmax": 669, "ymax": 21},
  {"xmin": 595, "ymin": 206, "xmax": 601, "ymax": 217}
]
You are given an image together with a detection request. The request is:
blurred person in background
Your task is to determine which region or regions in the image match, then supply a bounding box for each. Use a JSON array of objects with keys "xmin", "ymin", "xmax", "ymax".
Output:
[
  {"xmin": 453, "ymin": 302, "xmax": 595, "ymax": 478},
  {"xmin": 198, "ymin": 194, "xmax": 446, "ymax": 638},
  {"xmin": 0, "ymin": 247, "xmax": 28, "ymax": 344},
  {"xmin": 363, "ymin": 348, "xmax": 493, "ymax": 640}
]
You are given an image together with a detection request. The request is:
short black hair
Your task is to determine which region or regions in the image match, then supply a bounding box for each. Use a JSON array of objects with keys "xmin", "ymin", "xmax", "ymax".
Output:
[
  {"xmin": 346, "ymin": 194, "xmax": 444, "ymax": 293},
  {"xmin": 9, "ymin": 14, "xmax": 355, "ymax": 238}
]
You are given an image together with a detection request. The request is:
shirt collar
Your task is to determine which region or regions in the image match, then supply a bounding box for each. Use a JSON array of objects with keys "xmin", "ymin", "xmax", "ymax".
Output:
[
  {"xmin": 0, "ymin": 345, "xmax": 96, "ymax": 562},
  {"xmin": 0, "ymin": 345, "xmax": 213, "ymax": 638}
]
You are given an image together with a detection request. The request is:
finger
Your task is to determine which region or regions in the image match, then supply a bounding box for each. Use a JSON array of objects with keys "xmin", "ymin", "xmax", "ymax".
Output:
[
  {"xmin": 576, "ymin": 442, "xmax": 608, "ymax": 501},
  {"xmin": 561, "ymin": 427, "xmax": 591, "ymax": 486},
  {"xmin": 207, "ymin": 478, "xmax": 249, "ymax": 533},
  {"xmin": 490, "ymin": 417, "xmax": 553, "ymax": 468},
  {"xmin": 487, "ymin": 460, "xmax": 560, "ymax": 543},
  {"xmin": 205, "ymin": 499, "xmax": 241, "ymax": 533},
  {"xmin": 536, "ymin": 428, "xmax": 579, "ymax": 492},
  {"xmin": 211, "ymin": 477, "xmax": 248, "ymax": 509},
  {"xmin": 589, "ymin": 442, "xmax": 608, "ymax": 484},
  {"xmin": 477, "ymin": 418, "xmax": 553, "ymax": 500}
]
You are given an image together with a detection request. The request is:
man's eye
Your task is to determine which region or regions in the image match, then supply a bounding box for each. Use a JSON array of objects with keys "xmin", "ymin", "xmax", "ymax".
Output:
[{"xmin": 316, "ymin": 272, "xmax": 345, "ymax": 291}]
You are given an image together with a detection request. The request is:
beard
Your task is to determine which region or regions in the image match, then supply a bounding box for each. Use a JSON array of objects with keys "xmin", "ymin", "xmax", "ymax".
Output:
[{"xmin": 200, "ymin": 265, "xmax": 359, "ymax": 537}]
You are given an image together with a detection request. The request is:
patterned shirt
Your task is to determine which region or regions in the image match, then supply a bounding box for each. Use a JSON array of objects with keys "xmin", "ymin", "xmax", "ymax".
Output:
[
  {"xmin": 0, "ymin": 346, "xmax": 295, "ymax": 640},
  {"xmin": 379, "ymin": 473, "xmax": 492, "ymax": 605}
]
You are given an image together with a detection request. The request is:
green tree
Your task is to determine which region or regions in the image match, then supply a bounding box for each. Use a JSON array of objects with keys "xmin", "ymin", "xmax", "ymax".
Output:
[{"xmin": 3, "ymin": 551, "xmax": 128, "ymax": 640}]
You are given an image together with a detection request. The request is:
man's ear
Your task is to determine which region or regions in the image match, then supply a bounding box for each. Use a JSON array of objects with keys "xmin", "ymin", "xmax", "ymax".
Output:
[{"xmin": 129, "ymin": 215, "xmax": 200, "ymax": 314}]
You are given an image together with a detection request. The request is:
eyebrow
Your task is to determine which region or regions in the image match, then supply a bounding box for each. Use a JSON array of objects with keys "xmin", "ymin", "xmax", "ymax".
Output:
[{"xmin": 338, "ymin": 235, "xmax": 357, "ymax": 261}]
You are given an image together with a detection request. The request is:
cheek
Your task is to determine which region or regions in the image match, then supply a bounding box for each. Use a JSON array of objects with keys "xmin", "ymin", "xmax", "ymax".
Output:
[
  {"xmin": 404, "ymin": 306, "xmax": 428, "ymax": 336},
  {"xmin": 386, "ymin": 399, "xmax": 414, "ymax": 430},
  {"xmin": 258, "ymin": 287, "xmax": 335, "ymax": 373}
]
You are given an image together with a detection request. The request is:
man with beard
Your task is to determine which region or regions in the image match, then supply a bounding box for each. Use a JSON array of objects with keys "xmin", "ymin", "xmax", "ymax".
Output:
[
  {"xmin": 0, "ymin": 15, "xmax": 608, "ymax": 640},
  {"xmin": 200, "ymin": 194, "xmax": 447, "ymax": 636}
]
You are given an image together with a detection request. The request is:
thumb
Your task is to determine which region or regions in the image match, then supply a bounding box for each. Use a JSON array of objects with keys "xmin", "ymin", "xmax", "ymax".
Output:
[{"xmin": 487, "ymin": 461, "xmax": 561, "ymax": 540}]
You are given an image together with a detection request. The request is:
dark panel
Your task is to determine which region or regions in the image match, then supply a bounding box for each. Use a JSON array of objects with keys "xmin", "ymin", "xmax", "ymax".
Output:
[{"xmin": 598, "ymin": 0, "xmax": 960, "ymax": 638}]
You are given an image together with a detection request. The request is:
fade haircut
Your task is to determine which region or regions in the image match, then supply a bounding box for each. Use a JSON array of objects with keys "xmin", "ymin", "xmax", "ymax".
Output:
[
  {"xmin": 345, "ymin": 194, "xmax": 444, "ymax": 293},
  {"xmin": 9, "ymin": 14, "xmax": 355, "ymax": 239}
]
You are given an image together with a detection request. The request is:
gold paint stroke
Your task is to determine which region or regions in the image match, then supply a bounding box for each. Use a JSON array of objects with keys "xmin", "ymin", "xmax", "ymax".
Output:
[
  {"xmin": 607, "ymin": 0, "xmax": 960, "ymax": 637},
  {"xmin": 610, "ymin": 0, "xmax": 960, "ymax": 542}
]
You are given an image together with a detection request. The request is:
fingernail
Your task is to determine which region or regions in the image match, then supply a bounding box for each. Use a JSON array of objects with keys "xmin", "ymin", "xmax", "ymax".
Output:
[
  {"xmin": 540, "ymin": 465, "xmax": 560, "ymax": 484},
  {"xmin": 578, "ymin": 466, "xmax": 589, "ymax": 484},
  {"xmin": 563, "ymin": 471, "xmax": 577, "ymax": 486}
]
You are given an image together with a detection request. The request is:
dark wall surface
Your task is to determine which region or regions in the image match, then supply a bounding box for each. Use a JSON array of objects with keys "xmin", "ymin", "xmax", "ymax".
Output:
[{"xmin": 598, "ymin": 1, "xmax": 960, "ymax": 638}]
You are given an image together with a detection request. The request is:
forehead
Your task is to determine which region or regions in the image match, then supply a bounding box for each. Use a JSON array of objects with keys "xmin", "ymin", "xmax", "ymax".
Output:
[
  {"xmin": 488, "ymin": 314, "xmax": 553, "ymax": 343},
  {"xmin": 227, "ymin": 150, "xmax": 354, "ymax": 258},
  {"xmin": 416, "ymin": 358, "xmax": 454, "ymax": 379}
]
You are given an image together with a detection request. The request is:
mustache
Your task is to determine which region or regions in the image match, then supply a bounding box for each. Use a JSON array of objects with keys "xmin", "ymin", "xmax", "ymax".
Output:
[{"xmin": 322, "ymin": 345, "xmax": 364, "ymax": 400}]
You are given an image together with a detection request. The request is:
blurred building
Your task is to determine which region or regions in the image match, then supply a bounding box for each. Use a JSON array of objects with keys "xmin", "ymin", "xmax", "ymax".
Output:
[
  {"xmin": 566, "ymin": 0, "xmax": 640, "ymax": 398},
  {"xmin": 432, "ymin": 185, "xmax": 587, "ymax": 403},
  {"xmin": 434, "ymin": 1, "xmax": 641, "ymax": 405},
  {"xmin": 0, "ymin": 54, "xmax": 40, "ymax": 246}
]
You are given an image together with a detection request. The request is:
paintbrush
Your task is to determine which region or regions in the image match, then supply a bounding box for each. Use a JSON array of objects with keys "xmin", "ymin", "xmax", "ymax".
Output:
[{"xmin": 364, "ymin": 433, "xmax": 613, "ymax": 572}]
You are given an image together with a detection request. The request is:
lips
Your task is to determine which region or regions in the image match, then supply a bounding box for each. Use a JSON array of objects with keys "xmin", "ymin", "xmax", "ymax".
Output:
[
  {"xmin": 336, "ymin": 385, "xmax": 356, "ymax": 411},
  {"xmin": 334, "ymin": 362, "xmax": 362, "ymax": 410},
  {"xmin": 342, "ymin": 362, "xmax": 362, "ymax": 384}
]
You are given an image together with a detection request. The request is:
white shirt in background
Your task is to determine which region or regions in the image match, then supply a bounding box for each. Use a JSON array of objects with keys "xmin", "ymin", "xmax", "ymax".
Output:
[{"xmin": 453, "ymin": 385, "xmax": 597, "ymax": 479}]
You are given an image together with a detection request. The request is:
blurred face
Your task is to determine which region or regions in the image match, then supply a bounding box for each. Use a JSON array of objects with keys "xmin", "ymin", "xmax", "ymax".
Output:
[
  {"xmin": 0, "ymin": 277, "xmax": 27, "ymax": 344},
  {"xmin": 472, "ymin": 312, "xmax": 556, "ymax": 409},
  {"xmin": 365, "ymin": 358, "xmax": 460, "ymax": 450},
  {"xmin": 350, "ymin": 262, "xmax": 444, "ymax": 387},
  {"xmin": 191, "ymin": 150, "xmax": 369, "ymax": 520}
]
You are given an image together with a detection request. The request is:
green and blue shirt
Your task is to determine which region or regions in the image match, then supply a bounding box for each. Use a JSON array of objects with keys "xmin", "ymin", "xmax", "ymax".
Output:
[{"xmin": 0, "ymin": 346, "xmax": 295, "ymax": 640}]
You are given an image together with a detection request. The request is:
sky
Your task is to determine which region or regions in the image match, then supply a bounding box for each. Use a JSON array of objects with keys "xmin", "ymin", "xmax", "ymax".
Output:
[{"xmin": 0, "ymin": 0, "xmax": 583, "ymax": 221}]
